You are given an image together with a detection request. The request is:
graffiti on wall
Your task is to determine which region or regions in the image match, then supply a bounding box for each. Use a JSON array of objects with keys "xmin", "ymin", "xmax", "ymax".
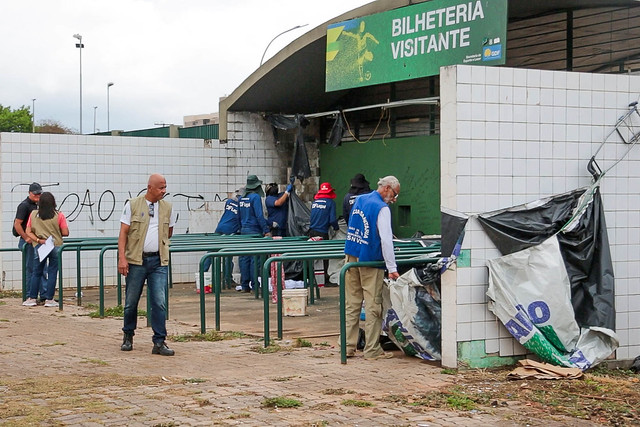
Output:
[{"xmin": 11, "ymin": 182, "xmax": 227, "ymax": 226}]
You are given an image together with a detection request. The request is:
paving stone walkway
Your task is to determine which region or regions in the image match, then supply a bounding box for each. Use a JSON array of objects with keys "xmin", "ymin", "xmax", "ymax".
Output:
[{"xmin": 0, "ymin": 286, "xmax": 594, "ymax": 426}]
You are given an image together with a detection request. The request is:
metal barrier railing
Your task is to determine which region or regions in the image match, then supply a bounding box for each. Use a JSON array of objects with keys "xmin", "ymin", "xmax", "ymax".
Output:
[
  {"xmin": 196, "ymin": 239, "xmax": 434, "ymax": 335},
  {"xmin": 261, "ymin": 248, "xmax": 442, "ymax": 348},
  {"xmin": 196, "ymin": 241, "xmax": 348, "ymax": 333}
]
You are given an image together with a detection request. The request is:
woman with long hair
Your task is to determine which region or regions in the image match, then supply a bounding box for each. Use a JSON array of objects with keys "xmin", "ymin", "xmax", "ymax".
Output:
[{"xmin": 22, "ymin": 192, "xmax": 69, "ymax": 307}]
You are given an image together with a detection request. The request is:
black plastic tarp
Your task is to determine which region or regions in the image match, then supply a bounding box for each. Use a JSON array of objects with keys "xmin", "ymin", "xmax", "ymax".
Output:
[
  {"xmin": 441, "ymin": 208, "xmax": 469, "ymax": 258},
  {"xmin": 478, "ymin": 187, "xmax": 615, "ymax": 330}
]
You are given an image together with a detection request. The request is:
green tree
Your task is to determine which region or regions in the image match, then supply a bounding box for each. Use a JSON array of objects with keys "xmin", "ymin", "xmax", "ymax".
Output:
[{"xmin": 0, "ymin": 104, "xmax": 33, "ymax": 132}]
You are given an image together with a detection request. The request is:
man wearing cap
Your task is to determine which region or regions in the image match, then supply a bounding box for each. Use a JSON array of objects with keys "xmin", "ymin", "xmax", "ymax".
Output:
[
  {"xmin": 238, "ymin": 175, "xmax": 271, "ymax": 293},
  {"xmin": 343, "ymin": 173, "xmax": 372, "ymax": 226},
  {"xmin": 310, "ymin": 182, "xmax": 340, "ymax": 286},
  {"xmin": 344, "ymin": 176, "xmax": 400, "ymax": 360},
  {"xmin": 310, "ymin": 182, "xmax": 339, "ymax": 240},
  {"xmin": 14, "ymin": 182, "xmax": 45, "ymax": 301},
  {"xmin": 118, "ymin": 173, "xmax": 177, "ymax": 356}
]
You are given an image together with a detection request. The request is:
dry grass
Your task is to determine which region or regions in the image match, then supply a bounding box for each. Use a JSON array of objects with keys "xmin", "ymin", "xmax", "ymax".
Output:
[
  {"xmin": 385, "ymin": 366, "xmax": 640, "ymax": 425},
  {"xmin": 0, "ymin": 374, "xmax": 162, "ymax": 425}
]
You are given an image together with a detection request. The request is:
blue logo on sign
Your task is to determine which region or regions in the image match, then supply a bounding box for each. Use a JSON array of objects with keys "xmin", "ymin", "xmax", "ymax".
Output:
[{"xmin": 482, "ymin": 44, "xmax": 502, "ymax": 61}]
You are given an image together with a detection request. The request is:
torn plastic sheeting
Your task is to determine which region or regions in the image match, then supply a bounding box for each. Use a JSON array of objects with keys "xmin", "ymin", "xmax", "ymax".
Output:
[
  {"xmin": 291, "ymin": 115, "xmax": 311, "ymax": 181},
  {"xmin": 487, "ymin": 235, "xmax": 618, "ymax": 370},
  {"xmin": 328, "ymin": 113, "xmax": 345, "ymax": 147},
  {"xmin": 284, "ymin": 191, "xmax": 310, "ymax": 278},
  {"xmin": 382, "ymin": 268, "xmax": 441, "ymax": 360},
  {"xmin": 263, "ymin": 113, "xmax": 311, "ymax": 181},
  {"xmin": 487, "ymin": 236, "xmax": 580, "ymax": 357},
  {"xmin": 286, "ymin": 190, "xmax": 310, "ymax": 238},
  {"xmin": 478, "ymin": 186, "xmax": 615, "ymax": 331},
  {"xmin": 440, "ymin": 207, "xmax": 468, "ymax": 258}
]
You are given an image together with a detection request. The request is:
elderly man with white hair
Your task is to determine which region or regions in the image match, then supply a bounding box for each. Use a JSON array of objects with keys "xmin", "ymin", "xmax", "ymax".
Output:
[{"xmin": 344, "ymin": 175, "xmax": 400, "ymax": 360}]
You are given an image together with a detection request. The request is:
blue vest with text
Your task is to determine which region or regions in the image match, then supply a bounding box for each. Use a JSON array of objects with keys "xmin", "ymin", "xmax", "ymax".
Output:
[
  {"xmin": 344, "ymin": 191, "xmax": 386, "ymax": 262},
  {"xmin": 239, "ymin": 192, "xmax": 269, "ymax": 234},
  {"xmin": 215, "ymin": 198, "xmax": 240, "ymax": 234}
]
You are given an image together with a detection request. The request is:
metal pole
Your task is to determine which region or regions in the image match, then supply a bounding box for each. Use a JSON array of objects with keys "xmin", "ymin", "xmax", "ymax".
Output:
[
  {"xmin": 31, "ymin": 98, "xmax": 36, "ymax": 133},
  {"xmin": 107, "ymin": 82, "xmax": 114, "ymax": 131},
  {"xmin": 73, "ymin": 34, "xmax": 84, "ymax": 134},
  {"xmin": 260, "ymin": 24, "xmax": 307, "ymax": 66},
  {"xmin": 93, "ymin": 106, "xmax": 97, "ymax": 133}
]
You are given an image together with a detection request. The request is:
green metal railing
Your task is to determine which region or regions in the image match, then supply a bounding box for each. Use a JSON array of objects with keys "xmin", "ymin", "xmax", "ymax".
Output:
[{"xmin": 196, "ymin": 240, "xmax": 347, "ymax": 333}]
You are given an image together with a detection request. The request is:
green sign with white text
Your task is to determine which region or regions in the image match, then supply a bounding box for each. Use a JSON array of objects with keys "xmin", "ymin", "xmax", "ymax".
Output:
[{"xmin": 326, "ymin": 0, "xmax": 507, "ymax": 91}]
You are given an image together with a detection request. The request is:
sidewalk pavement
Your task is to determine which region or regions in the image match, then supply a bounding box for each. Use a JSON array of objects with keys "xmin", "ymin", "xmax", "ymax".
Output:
[{"xmin": 0, "ymin": 285, "xmax": 568, "ymax": 426}]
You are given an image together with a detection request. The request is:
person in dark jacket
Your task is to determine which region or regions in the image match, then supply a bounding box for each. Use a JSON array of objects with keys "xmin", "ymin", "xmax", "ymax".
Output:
[
  {"xmin": 343, "ymin": 173, "xmax": 372, "ymax": 225},
  {"xmin": 14, "ymin": 182, "xmax": 45, "ymax": 302},
  {"xmin": 265, "ymin": 182, "xmax": 293, "ymax": 237},
  {"xmin": 200, "ymin": 188, "xmax": 242, "ymax": 291},
  {"xmin": 309, "ymin": 182, "xmax": 339, "ymax": 286},
  {"xmin": 238, "ymin": 175, "xmax": 271, "ymax": 292}
]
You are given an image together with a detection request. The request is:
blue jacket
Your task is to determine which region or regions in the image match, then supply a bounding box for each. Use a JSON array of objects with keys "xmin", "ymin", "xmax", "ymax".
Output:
[
  {"xmin": 239, "ymin": 192, "xmax": 269, "ymax": 234},
  {"xmin": 265, "ymin": 193, "xmax": 288, "ymax": 231},
  {"xmin": 310, "ymin": 198, "xmax": 338, "ymax": 234},
  {"xmin": 344, "ymin": 191, "xmax": 386, "ymax": 261},
  {"xmin": 343, "ymin": 188, "xmax": 372, "ymax": 225},
  {"xmin": 215, "ymin": 198, "xmax": 240, "ymax": 234}
]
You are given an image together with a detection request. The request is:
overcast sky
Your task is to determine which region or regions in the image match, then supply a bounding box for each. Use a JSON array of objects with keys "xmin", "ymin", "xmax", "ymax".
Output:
[{"xmin": 1, "ymin": 0, "xmax": 370, "ymax": 133}]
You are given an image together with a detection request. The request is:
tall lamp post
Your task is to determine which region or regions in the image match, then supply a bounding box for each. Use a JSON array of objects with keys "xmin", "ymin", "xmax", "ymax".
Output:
[
  {"xmin": 31, "ymin": 98, "xmax": 36, "ymax": 133},
  {"xmin": 260, "ymin": 24, "xmax": 308, "ymax": 66},
  {"xmin": 107, "ymin": 82, "xmax": 114, "ymax": 131},
  {"xmin": 93, "ymin": 106, "xmax": 98, "ymax": 133},
  {"xmin": 73, "ymin": 33, "xmax": 84, "ymax": 134}
]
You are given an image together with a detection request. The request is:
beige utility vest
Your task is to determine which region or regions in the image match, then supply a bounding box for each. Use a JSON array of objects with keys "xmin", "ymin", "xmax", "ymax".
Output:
[
  {"xmin": 29, "ymin": 211, "xmax": 64, "ymax": 247},
  {"xmin": 125, "ymin": 196, "xmax": 172, "ymax": 266}
]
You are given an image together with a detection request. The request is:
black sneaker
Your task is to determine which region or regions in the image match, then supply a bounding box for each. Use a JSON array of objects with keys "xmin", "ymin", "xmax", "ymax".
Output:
[{"xmin": 152, "ymin": 341, "xmax": 175, "ymax": 356}]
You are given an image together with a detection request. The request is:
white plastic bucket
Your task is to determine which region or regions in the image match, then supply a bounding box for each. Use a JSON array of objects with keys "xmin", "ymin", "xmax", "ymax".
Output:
[{"xmin": 282, "ymin": 288, "xmax": 309, "ymax": 316}]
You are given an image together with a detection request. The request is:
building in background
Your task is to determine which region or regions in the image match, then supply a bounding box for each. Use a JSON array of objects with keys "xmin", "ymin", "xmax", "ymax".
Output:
[
  {"xmin": 184, "ymin": 112, "xmax": 219, "ymax": 127},
  {"xmin": 218, "ymin": 0, "xmax": 640, "ymax": 367}
]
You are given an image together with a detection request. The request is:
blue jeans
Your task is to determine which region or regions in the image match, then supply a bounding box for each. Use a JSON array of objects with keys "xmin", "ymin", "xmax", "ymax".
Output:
[
  {"xmin": 122, "ymin": 256, "xmax": 168, "ymax": 344},
  {"xmin": 19, "ymin": 238, "xmax": 46, "ymax": 298},
  {"xmin": 239, "ymin": 255, "xmax": 255, "ymax": 291},
  {"xmin": 28, "ymin": 245, "xmax": 59, "ymax": 300}
]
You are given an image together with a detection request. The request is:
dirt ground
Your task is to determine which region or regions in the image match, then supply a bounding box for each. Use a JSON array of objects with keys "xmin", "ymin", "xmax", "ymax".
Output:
[{"xmin": 1, "ymin": 283, "xmax": 639, "ymax": 426}]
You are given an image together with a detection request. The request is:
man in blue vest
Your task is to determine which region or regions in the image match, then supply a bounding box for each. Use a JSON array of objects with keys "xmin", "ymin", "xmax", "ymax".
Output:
[{"xmin": 344, "ymin": 176, "xmax": 400, "ymax": 360}]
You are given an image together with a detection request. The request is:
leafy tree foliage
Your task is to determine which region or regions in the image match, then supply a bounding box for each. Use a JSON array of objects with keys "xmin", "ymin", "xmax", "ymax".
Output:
[
  {"xmin": 0, "ymin": 104, "xmax": 32, "ymax": 132},
  {"xmin": 37, "ymin": 120, "xmax": 74, "ymax": 134}
]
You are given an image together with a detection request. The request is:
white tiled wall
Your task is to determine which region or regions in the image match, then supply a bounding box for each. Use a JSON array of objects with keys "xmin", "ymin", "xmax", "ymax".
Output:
[
  {"xmin": 1, "ymin": 116, "xmax": 285, "ymax": 290},
  {"xmin": 441, "ymin": 64, "xmax": 640, "ymax": 362}
]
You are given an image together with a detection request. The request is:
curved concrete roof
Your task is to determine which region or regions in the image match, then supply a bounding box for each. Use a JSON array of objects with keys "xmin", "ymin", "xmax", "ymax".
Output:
[{"xmin": 219, "ymin": 0, "xmax": 639, "ymax": 140}]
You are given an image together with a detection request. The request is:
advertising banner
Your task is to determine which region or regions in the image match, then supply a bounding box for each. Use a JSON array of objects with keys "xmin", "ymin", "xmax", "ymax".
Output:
[{"xmin": 326, "ymin": 0, "xmax": 507, "ymax": 91}]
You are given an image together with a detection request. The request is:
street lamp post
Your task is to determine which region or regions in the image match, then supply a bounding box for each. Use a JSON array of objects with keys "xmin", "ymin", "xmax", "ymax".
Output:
[
  {"xmin": 73, "ymin": 33, "xmax": 84, "ymax": 134},
  {"xmin": 107, "ymin": 82, "xmax": 114, "ymax": 131},
  {"xmin": 93, "ymin": 106, "xmax": 98, "ymax": 133},
  {"xmin": 31, "ymin": 98, "xmax": 36, "ymax": 133},
  {"xmin": 260, "ymin": 24, "xmax": 308, "ymax": 66}
]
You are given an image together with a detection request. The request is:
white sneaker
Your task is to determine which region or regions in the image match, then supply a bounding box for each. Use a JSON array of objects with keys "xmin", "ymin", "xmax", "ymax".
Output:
[
  {"xmin": 22, "ymin": 298, "xmax": 37, "ymax": 307},
  {"xmin": 235, "ymin": 285, "xmax": 242, "ymax": 291},
  {"xmin": 44, "ymin": 300, "xmax": 57, "ymax": 307}
]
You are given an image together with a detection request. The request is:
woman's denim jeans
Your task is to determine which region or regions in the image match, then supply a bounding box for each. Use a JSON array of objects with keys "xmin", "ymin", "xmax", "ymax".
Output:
[{"xmin": 28, "ymin": 245, "xmax": 59, "ymax": 300}]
